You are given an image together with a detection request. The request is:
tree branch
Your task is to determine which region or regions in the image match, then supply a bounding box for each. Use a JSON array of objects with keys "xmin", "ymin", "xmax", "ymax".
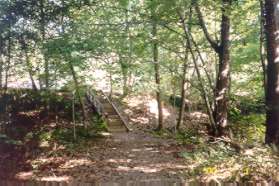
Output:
[{"xmin": 193, "ymin": 1, "xmax": 220, "ymax": 52}]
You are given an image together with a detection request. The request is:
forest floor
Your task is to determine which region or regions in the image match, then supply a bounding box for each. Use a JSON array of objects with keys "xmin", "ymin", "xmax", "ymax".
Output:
[
  {"xmin": 0, "ymin": 90, "xmax": 279, "ymax": 183},
  {"xmin": 0, "ymin": 113, "xmax": 188, "ymax": 182}
]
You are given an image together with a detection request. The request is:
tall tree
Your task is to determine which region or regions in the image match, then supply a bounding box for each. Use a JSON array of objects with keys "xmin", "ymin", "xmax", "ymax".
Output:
[
  {"xmin": 19, "ymin": 35, "xmax": 38, "ymax": 91},
  {"xmin": 39, "ymin": 0, "xmax": 49, "ymax": 90},
  {"xmin": 176, "ymin": 8, "xmax": 192, "ymax": 130},
  {"xmin": 0, "ymin": 36, "xmax": 3, "ymax": 88},
  {"xmin": 151, "ymin": 3, "xmax": 163, "ymax": 130},
  {"xmin": 194, "ymin": 0, "xmax": 232, "ymax": 136},
  {"xmin": 264, "ymin": 0, "xmax": 279, "ymax": 146}
]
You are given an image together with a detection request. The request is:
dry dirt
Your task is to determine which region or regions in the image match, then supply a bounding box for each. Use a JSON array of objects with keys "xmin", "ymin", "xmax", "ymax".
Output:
[{"xmin": 18, "ymin": 131, "xmax": 191, "ymax": 183}]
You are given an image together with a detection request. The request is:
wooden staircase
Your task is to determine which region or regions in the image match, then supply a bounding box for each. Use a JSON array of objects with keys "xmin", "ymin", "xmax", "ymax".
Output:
[{"xmin": 86, "ymin": 89, "xmax": 130, "ymax": 133}]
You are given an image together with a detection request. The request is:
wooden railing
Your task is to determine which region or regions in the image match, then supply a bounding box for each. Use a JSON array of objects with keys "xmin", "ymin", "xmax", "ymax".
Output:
[
  {"xmin": 86, "ymin": 88, "xmax": 130, "ymax": 132},
  {"xmin": 86, "ymin": 89, "xmax": 104, "ymax": 116},
  {"xmin": 101, "ymin": 91, "xmax": 130, "ymax": 132}
]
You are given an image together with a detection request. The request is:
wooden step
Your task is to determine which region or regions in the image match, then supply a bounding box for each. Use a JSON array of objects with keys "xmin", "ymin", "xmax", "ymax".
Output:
[
  {"xmin": 107, "ymin": 115, "xmax": 120, "ymax": 119},
  {"xmin": 86, "ymin": 90, "xmax": 129, "ymax": 133},
  {"xmin": 107, "ymin": 125, "xmax": 127, "ymax": 132},
  {"xmin": 104, "ymin": 110, "xmax": 117, "ymax": 115},
  {"xmin": 107, "ymin": 118, "xmax": 123, "ymax": 126}
]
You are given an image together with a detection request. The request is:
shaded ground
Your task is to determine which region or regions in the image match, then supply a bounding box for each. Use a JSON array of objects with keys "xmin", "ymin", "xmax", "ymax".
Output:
[
  {"xmin": 1, "ymin": 90, "xmax": 279, "ymax": 183},
  {"xmin": 0, "ymin": 90, "xmax": 189, "ymax": 182},
  {"xmin": 15, "ymin": 131, "xmax": 189, "ymax": 182}
]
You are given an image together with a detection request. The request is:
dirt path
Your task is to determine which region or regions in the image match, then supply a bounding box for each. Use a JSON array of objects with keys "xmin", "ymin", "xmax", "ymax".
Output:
[
  {"xmin": 13, "ymin": 130, "xmax": 189, "ymax": 183},
  {"xmin": 89, "ymin": 131, "xmax": 187, "ymax": 182},
  {"xmin": 1, "ymin": 91, "xmax": 190, "ymax": 183}
]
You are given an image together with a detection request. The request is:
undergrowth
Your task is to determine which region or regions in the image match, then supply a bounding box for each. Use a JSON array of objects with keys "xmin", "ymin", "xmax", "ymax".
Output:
[{"xmin": 151, "ymin": 112, "xmax": 278, "ymax": 181}]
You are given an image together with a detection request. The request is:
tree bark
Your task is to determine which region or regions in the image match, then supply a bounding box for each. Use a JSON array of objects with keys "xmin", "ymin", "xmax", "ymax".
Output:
[
  {"xmin": 179, "ymin": 13, "xmax": 216, "ymax": 131},
  {"xmin": 260, "ymin": 0, "xmax": 267, "ymax": 98},
  {"xmin": 120, "ymin": 59, "xmax": 129, "ymax": 97},
  {"xmin": 68, "ymin": 59, "xmax": 87, "ymax": 123},
  {"xmin": 213, "ymin": 0, "xmax": 231, "ymax": 136},
  {"xmin": 194, "ymin": 0, "xmax": 231, "ymax": 136},
  {"xmin": 4, "ymin": 24, "xmax": 12, "ymax": 90},
  {"xmin": 177, "ymin": 9, "xmax": 193, "ymax": 130},
  {"xmin": 39, "ymin": 0, "xmax": 49, "ymax": 90},
  {"xmin": 0, "ymin": 37, "xmax": 3, "ymax": 89},
  {"xmin": 177, "ymin": 53, "xmax": 188, "ymax": 130},
  {"xmin": 20, "ymin": 38, "xmax": 38, "ymax": 91},
  {"xmin": 264, "ymin": 0, "xmax": 279, "ymax": 146},
  {"xmin": 152, "ymin": 18, "xmax": 163, "ymax": 130},
  {"xmin": 122, "ymin": 8, "xmax": 132, "ymax": 97}
]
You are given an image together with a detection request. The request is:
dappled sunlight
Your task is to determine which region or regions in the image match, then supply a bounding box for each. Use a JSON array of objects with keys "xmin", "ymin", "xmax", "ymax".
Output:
[
  {"xmin": 120, "ymin": 94, "xmax": 177, "ymax": 129},
  {"xmin": 107, "ymin": 158, "xmax": 132, "ymax": 163},
  {"xmin": 15, "ymin": 171, "xmax": 34, "ymax": 180},
  {"xmin": 117, "ymin": 166, "xmax": 159, "ymax": 173},
  {"xmin": 146, "ymin": 98, "xmax": 171, "ymax": 118},
  {"xmin": 60, "ymin": 158, "xmax": 94, "ymax": 169},
  {"xmin": 40, "ymin": 176, "xmax": 71, "ymax": 182},
  {"xmin": 130, "ymin": 117, "xmax": 149, "ymax": 125},
  {"xmin": 18, "ymin": 110, "xmax": 41, "ymax": 117},
  {"xmin": 189, "ymin": 112, "xmax": 208, "ymax": 120},
  {"xmin": 115, "ymin": 162, "xmax": 188, "ymax": 174},
  {"xmin": 0, "ymin": 0, "xmax": 278, "ymax": 182}
]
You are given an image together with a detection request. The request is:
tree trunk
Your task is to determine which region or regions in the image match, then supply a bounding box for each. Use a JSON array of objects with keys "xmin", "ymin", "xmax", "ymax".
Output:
[
  {"xmin": 4, "ymin": 27, "xmax": 12, "ymax": 90},
  {"xmin": 122, "ymin": 8, "xmax": 132, "ymax": 97},
  {"xmin": 179, "ymin": 14, "xmax": 216, "ymax": 131},
  {"xmin": 40, "ymin": 0, "xmax": 49, "ymax": 90},
  {"xmin": 0, "ymin": 37, "xmax": 3, "ymax": 89},
  {"xmin": 24, "ymin": 47, "xmax": 37, "ymax": 91},
  {"xmin": 194, "ymin": 0, "xmax": 231, "ymax": 136},
  {"xmin": 214, "ymin": 3, "xmax": 231, "ymax": 136},
  {"xmin": 260, "ymin": 0, "xmax": 267, "ymax": 98},
  {"xmin": 0, "ymin": 57, "xmax": 2, "ymax": 89},
  {"xmin": 177, "ymin": 56, "xmax": 188, "ymax": 130},
  {"xmin": 264, "ymin": 0, "xmax": 279, "ymax": 146},
  {"xmin": 68, "ymin": 59, "xmax": 87, "ymax": 123},
  {"xmin": 177, "ymin": 9, "xmax": 193, "ymax": 130},
  {"xmin": 152, "ymin": 19, "xmax": 163, "ymax": 130},
  {"xmin": 120, "ymin": 59, "xmax": 129, "ymax": 97}
]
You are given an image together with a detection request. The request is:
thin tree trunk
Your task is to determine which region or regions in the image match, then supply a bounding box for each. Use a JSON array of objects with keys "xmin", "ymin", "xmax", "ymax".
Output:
[
  {"xmin": 120, "ymin": 59, "xmax": 129, "ymax": 97},
  {"xmin": 122, "ymin": 8, "xmax": 132, "ymax": 97},
  {"xmin": 68, "ymin": 59, "xmax": 87, "ymax": 123},
  {"xmin": 264, "ymin": 0, "xmax": 279, "ymax": 146},
  {"xmin": 0, "ymin": 57, "xmax": 2, "ymax": 89},
  {"xmin": 20, "ymin": 36, "xmax": 38, "ymax": 91},
  {"xmin": 188, "ymin": 32, "xmax": 215, "ymax": 93},
  {"xmin": 24, "ymin": 48, "xmax": 37, "ymax": 91},
  {"xmin": 177, "ymin": 8, "xmax": 193, "ymax": 130},
  {"xmin": 60, "ymin": 0, "xmax": 86, "ymax": 124},
  {"xmin": 179, "ymin": 14, "xmax": 216, "ymax": 131},
  {"xmin": 177, "ymin": 53, "xmax": 188, "ymax": 130},
  {"xmin": 109, "ymin": 67, "xmax": 113, "ymax": 97},
  {"xmin": 152, "ymin": 18, "xmax": 163, "ymax": 130},
  {"xmin": 40, "ymin": 0, "xmax": 49, "ymax": 90},
  {"xmin": 4, "ymin": 28, "xmax": 12, "ymax": 90},
  {"xmin": 0, "ymin": 39, "xmax": 3, "ymax": 89},
  {"xmin": 72, "ymin": 92, "xmax": 77, "ymax": 141}
]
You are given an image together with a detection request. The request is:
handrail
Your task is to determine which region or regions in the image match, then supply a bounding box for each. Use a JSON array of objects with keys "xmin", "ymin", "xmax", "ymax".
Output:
[
  {"xmin": 86, "ymin": 88, "xmax": 130, "ymax": 132},
  {"xmin": 100, "ymin": 91, "xmax": 130, "ymax": 132},
  {"xmin": 86, "ymin": 89, "xmax": 104, "ymax": 116}
]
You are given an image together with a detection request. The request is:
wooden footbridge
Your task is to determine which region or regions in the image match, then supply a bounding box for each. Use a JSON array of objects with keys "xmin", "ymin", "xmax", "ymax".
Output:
[{"xmin": 86, "ymin": 89, "xmax": 130, "ymax": 133}]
